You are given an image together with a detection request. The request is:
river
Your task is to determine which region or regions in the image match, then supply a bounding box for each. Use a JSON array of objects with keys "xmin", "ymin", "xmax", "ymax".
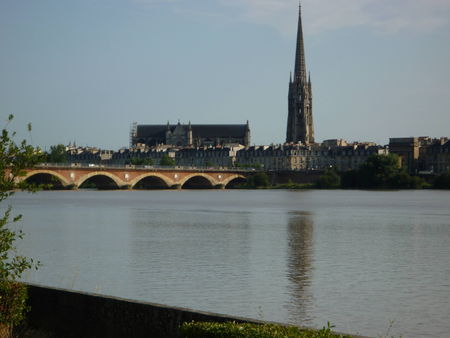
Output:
[{"xmin": 9, "ymin": 189, "xmax": 450, "ymax": 337}]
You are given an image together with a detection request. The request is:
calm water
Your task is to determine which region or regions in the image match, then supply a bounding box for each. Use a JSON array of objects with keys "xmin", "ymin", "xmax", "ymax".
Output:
[{"xmin": 9, "ymin": 189, "xmax": 450, "ymax": 337}]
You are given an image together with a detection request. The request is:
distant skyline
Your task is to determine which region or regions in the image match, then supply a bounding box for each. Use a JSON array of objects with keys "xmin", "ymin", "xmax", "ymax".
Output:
[{"xmin": 1, "ymin": 0, "xmax": 449, "ymax": 150}]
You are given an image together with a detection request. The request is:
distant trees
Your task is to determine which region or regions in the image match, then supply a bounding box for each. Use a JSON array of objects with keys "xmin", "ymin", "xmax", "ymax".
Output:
[
  {"xmin": 160, "ymin": 154, "xmax": 176, "ymax": 166},
  {"xmin": 316, "ymin": 170, "xmax": 341, "ymax": 189},
  {"xmin": 332, "ymin": 154, "xmax": 425, "ymax": 189},
  {"xmin": 433, "ymin": 171, "xmax": 450, "ymax": 189},
  {"xmin": 246, "ymin": 172, "xmax": 270, "ymax": 188},
  {"xmin": 129, "ymin": 157, "xmax": 153, "ymax": 166},
  {"xmin": 46, "ymin": 144, "xmax": 67, "ymax": 163},
  {"xmin": 234, "ymin": 162, "xmax": 262, "ymax": 169}
]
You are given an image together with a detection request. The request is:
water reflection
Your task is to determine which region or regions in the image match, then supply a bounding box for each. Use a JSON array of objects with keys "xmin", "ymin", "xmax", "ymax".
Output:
[
  {"xmin": 11, "ymin": 190, "xmax": 450, "ymax": 337},
  {"xmin": 286, "ymin": 211, "xmax": 314, "ymax": 325}
]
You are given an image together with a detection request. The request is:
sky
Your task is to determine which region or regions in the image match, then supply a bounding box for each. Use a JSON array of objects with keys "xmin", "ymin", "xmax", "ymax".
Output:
[{"xmin": 1, "ymin": 0, "xmax": 449, "ymax": 150}]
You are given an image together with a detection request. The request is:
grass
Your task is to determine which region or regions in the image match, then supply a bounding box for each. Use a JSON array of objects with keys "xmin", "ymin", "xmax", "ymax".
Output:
[{"xmin": 181, "ymin": 321, "xmax": 351, "ymax": 338}]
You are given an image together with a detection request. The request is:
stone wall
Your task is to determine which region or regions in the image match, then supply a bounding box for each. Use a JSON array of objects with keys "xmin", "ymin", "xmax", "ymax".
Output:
[
  {"xmin": 19, "ymin": 284, "xmax": 364, "ymax": 338},
  {"xmin": 22, "ymin": 284, "xmax": 263, "ymax": 338}
]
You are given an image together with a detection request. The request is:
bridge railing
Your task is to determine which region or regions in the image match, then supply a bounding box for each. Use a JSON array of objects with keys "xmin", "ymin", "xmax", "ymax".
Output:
[{"xmin": 36, "ymin": 162, "xmax": 257, "ymax": 173}]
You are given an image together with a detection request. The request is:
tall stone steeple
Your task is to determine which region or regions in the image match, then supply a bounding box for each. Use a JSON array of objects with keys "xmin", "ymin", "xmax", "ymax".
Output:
[{"xmin": 286, "ymin": 3, "xmax": 314, "ymax": 145}]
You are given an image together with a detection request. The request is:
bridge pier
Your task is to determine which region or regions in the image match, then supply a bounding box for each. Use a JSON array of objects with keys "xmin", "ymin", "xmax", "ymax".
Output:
[
  {"xmin": 171, "ymin": 184, "xmax": 182, "ymax": 190},
  {"xmin": 215, "ymin": 184, "xmax": 225, "ymax": 190}
]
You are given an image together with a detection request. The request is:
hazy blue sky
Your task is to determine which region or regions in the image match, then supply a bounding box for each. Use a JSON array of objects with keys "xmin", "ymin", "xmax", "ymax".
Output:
[{"xmin": 1, "ymin": 0, "xmax": 449, "ymax": 150}]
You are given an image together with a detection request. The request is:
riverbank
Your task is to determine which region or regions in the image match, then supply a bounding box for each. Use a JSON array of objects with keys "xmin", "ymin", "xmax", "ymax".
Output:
[{"xmin": 17, "ymin": 284, "xmax": 364, "ymax": 338}]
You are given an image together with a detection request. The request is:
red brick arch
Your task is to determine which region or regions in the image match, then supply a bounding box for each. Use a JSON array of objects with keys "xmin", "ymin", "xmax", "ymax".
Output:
[
  {"xmin": 23, "ymin": 169, "xmax": 71, "ymax": 186},
  {"xmin": 129, "ymin": 173, "xmax": 174, "ymax": 188},
  {"xmin": 21, "ymin": 166, "xmax": 250, "ymax": 190}
]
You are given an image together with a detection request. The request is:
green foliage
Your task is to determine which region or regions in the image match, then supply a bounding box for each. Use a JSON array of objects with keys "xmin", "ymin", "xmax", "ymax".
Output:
[
  {"xmin": 1, "ymin": 115, "xmax": 41, "ymax": 326},
  {"xmin": 356, "ymin": 154, "xmax": 401, "ymax": 188},
  {"xmin": 181, "ymin": 321, "xmax": 349, "ymax": 338},
  {"xmin": 234, "ymin": 162, "xmax": 262, "ymax": 169},
  {"xmin": 46, "ymin": 144, "xmax": 67, "ymax": 163},
  {"xmin": 390, "ymin": 171, "xmax": 425, "ymax": 189},
  {"xmin": 316, "ymin": 170, "xmax": 341, "ymax": 189},
  {"xmin": 433, "ymin": 171, "xmax": 450, "ymax": 189},
  {"xmin": 205, "ymin": 161, "xmax": 217, "ymax": 168},
  {"xmin": 129, "ymin": 157, "xmax": 154, "ymax": 165},
  {"xmin": 245, "ymin": 172, "xmax": 270, "ymax": 188},
  {"xmin": 160, "ymin": 154, "xmax": 176, "ymax": 166},
  {"xmin": 341, "ymin": 154, "xmax": 425, "ymax": 189},
  {"xmin": 340, "ymin": 170, "xmax": 358, "ymax": 189},
  {"xmin": 0, "ymin": 281, "xmax": 28, "ymax": 326},
  {"xmin": 253, "ymin": 172, "xmax": 269, "ymax": 187}
]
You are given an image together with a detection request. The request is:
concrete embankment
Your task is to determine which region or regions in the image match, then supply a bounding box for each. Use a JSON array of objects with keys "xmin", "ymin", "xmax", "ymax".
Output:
[{"xmin": 21, "ymin": 283, "xmax": 365, "ymax": 338}]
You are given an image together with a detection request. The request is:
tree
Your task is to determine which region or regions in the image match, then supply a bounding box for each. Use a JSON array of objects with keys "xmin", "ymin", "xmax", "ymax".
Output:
[
  {"xmin": 356, "ymin": 154, "xmax": 401, "ymax": 188},
  {"xmin": 340, "ymin": 154, "xmax": 425, "ymax": 189},
  {"xmin": 160, "ymin": 154, "xmax": 176, "ymax": 166},
  {"xmin": 316, "ymin": 170, "xmax": 341, "ymax": 189},
  {"xmin": 246, "ymin": 172, "xmax": 270, "ymax": 188},
  {"xmin": 433, "ymin": 171, "xmax": 450, "ymax": 189},
  {"xmin": 46, "ymin": 144, "xmax": 67, "ymax": 163},
  {"xmin": 129, "ymin": 157, "xmax": 153, "ymax": 166},
  {"xmin": 0, "ymin": 115, "xmax": 42, "ymax": 334}
]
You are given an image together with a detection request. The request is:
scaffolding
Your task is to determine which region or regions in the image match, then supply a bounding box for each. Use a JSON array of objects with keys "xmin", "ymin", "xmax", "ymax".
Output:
[{"xmin": 129, "ymin": 122, "xmax": 137, "ymax": 148}]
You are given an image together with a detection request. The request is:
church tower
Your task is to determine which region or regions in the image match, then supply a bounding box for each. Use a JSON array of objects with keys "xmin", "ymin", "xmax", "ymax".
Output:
[{"xmin": 286, "ymin": 4, "xmax": 314, "ymax": 145}]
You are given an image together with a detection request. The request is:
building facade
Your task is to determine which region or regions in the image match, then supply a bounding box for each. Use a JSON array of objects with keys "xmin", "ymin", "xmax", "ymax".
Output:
[
  {"xmin": 286, "ymin": 5, "xmax": 314, "ymax": 145},
  {"xmin": 388, "ymin": 137, "xmax": 450, "ymax": 174}
]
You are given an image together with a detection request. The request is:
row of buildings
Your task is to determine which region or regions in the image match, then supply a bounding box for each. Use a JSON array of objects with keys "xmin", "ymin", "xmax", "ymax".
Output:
[
  {"xmin": 62, "ymin": 6, "xmax": 449, "ymax": 175},
  {"xmin": 64, "ymin": 137, "xmax": 450, "ymax": 174},
  {"xmin": 390, "ymin": 137, "xmax": 450, "ymax": 174}
]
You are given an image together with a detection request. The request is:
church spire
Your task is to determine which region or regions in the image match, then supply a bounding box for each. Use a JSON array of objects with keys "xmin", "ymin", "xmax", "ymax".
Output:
[
  {"xmin": 286, "ymin": 3, "xmax": 314, "ymax": 145},
  {"xmin": 294, "ymin": 2, "xmax": 307, "ymax": 84}
]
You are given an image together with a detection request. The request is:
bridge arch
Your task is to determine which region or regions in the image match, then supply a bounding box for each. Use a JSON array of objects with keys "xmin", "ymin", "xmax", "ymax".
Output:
[
  {"xmin": 180, "ymin": 173, "xmax": 217, "ymax": 189},
  {"xmin": 76, "ymin": 172, "xmax": 124, "ymax": 190},
  {"xmin": 23, "ymin": 170, "xmax": 70, "ymax": 187},
  {"xmin": 130, "ymin": 173, "xmax": 174, "ymax": 189},
  {"xmin": 223, "ymin": 174, "xmax": 247, "ymax": 189}
]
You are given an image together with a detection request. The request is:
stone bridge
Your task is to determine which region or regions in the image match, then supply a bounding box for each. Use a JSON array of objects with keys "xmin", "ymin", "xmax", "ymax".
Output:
[{"xmin": 21, "ymin": 165, "xmax": 251, "ymax": 190}]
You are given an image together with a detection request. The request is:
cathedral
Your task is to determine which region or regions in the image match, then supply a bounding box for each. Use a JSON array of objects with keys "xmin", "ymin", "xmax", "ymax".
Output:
[
  {"xmin": 131, "ymin": 121, "xmax": 250, "ymax": 148},
  {"xmin": 286, "ymin": 5, "xmax": 314, "ymax": 145}
]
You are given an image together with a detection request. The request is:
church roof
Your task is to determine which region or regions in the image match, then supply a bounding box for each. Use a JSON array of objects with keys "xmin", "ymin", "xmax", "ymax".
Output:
[
  {"xmin": 136, "ymin": 125, "xmax": 167, "ymax": 138},
  {"xmin": 191, "ymin": 125, "xmax": 247, "ymax": 138},
  {"xmin": 136, "ymin": 124, "xmax": 248, "ymax": 138}
]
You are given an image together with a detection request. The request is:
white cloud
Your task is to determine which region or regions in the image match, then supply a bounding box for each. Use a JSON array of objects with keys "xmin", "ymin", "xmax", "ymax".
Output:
[{"xmin": 218, "ymin": 0, "xmax": 450, "ymax": 35}]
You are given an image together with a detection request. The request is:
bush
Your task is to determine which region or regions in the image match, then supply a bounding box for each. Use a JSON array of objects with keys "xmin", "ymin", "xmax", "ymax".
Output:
[
  {"xmin": 129, "ymin": 157, "xmax": 153, "ymax": 165},
  {"xmin": 388, "ymin": 172, "xmax": 425, "ymax": 189},
  {"xmin": 316, "ymin": 170, "xmax": 341, "ymax": 189},
  {"xmin": 433, "ymin": 171, "xmax": 450, "ymax": 189},
  {"xmin": 340, "ymin": 170, "xmax": 358, "ymax": 189},
  {"xmin": 45, "ymin": 144, "xmax": 67, "ymax": 163},
  {"xmin": 0, "ymin": 115, "xmax": 41, "ymax": 330},
  {"xmin": 339, "ymin": 154, "xmax": 425, "ymax": 189},
  {"xmin": 160, "ymin": 154, "xmax": 176, "ymax": 166},
  {"xmin": 245, "ymin": 172, "xmax": 270, "ymax": 188},
  {"xmin": 0, "ymin": 281, "xmax": 28, "ymax": 326},
  {"xmin": 181, "ymin": 321, "xmax": 349, "ymax": 338}
]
